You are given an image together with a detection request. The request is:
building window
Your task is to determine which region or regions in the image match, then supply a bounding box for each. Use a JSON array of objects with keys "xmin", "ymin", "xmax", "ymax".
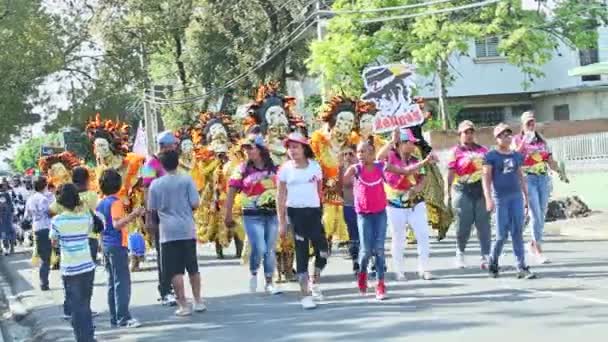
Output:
[
  {"xmin": 553, "ymin": 105, "xmax": 570, "ymax": 121},
  {"xmin": 579, "ymin": 48, "xmax": 600, "ymax": 82},
  {"xmin": 475, "ymin": 36, "xmax": 500, "ymax": 58},
  {"xmin": 457, "ymin": 107, "xmax": 505, "ymax": 127}
]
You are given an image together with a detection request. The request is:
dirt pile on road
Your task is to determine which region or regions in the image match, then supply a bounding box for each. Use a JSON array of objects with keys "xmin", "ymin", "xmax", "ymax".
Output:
[{"xmin": 546, "ymin": 196, "xmax": 592, "ymax": 222}]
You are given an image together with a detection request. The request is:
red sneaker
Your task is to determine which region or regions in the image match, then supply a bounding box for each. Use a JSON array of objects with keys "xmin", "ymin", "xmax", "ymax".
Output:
[
  {"xmin": 357, "ymin": 272, "xmax": 368, "ymax": 295},
  {"xmin": 376, "ymin": 280, "xmax": 387, "ymax": 301}
]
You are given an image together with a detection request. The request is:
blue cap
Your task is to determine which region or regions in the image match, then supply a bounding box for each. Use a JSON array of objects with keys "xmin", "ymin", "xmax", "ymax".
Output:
[
  {"xmin": 157, "ymin": 131, "xmax": 177, "ymax": 146},
  {"xmin": 242, "ymin": 134, "xmax": 266, "ymax": 148}
]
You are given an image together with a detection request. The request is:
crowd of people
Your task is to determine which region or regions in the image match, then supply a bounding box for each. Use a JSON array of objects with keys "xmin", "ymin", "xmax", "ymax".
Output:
[{"xmin": 12, "ymin": 110, "xmax": 566, "ymax": 342}]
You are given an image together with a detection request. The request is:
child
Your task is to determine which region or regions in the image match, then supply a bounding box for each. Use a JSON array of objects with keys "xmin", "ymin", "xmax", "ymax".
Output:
[
  {"xmin": 482, "ymin": 123, "xmax": 536, "ymax": 279},
  {"xmin": 128, "ymin": 229, "xmax": 146, "ymax": 272},
  {"xmin": 97, "ymin": 169, "xmax": 144, "ymax": 328},
  {"xmin": 339, "ymin": 145, "xmax": 360, "ymax": 276},
  {"xmin": 50, "ymin": 184, "xmax": 96, "ymax": 342}
]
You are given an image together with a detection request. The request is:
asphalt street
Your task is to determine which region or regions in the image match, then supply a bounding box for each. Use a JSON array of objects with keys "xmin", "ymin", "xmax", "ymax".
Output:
[{"xmin": 4, "ymin": 232, "xmax": 608, "ymax": 342}]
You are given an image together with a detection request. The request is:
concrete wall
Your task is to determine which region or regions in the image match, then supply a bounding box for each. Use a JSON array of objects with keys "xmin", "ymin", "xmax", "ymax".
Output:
[
  {"xmin": 533, "ymin": 88, "xmax": 608, "ymax": 122},
  {"xmin": 428, "ymin": 118, "xmax": 608, "ymax": 150}
]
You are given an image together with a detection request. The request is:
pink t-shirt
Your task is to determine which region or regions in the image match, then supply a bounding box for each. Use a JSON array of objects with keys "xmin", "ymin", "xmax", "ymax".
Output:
[
  {"xmin": 140, "ymin": 156, "xmax": 166, "ymax": 187},
  {"xmin": 447, "ymin": 144, "xmax": 489, "ymax": 184},
  {"xmin": 513, "ymin": 133, "xmax": 551, "ymax": 174},
  {"xmin": 353, "ymin": 162, "xmax": 387, "ymax": 214}
]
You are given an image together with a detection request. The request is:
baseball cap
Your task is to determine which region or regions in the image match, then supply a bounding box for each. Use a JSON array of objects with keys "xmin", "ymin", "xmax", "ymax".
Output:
[
  {"xmin": 284, "ymin": 132, "xmax": 310, "ymax": 147},
  {"xmin": 157, "ymin": 131, "xmax": 177, "ymax": 146},
  {"xmin": 241, "ymin": 134, "xmax": 266, "ymax": 148},
  {"xmin": 521, "ymin": 111, "xmax": 535, "ymax": 124},
  {"xmin": 399, "ymin": 128, "xmax": 419, "ymax": 143},
  {"xmin": 493, "ymin": 123, "xmax": 513, "ymax": 138},
  {"xmin": 457, "ymin": 120, "xmax": 475, "ymax": 133}
]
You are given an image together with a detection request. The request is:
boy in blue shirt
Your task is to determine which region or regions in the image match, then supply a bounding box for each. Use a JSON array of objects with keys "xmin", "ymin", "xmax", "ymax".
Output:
[
  {"xmin": 482, "ymin": 123, "xmax": 536, "ymax": 279},
  {"xmin": 128, "ymin": 229, "xmax": 146, "ymax": 272}
]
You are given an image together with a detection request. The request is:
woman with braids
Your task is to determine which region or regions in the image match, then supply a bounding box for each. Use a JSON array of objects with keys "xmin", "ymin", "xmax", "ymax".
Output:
[
  {"xmin": 311, "ymin": 96, "xmax": 370, "ymax": 252},
  {"xmin": 242, "ymin": 82, "xmax": 306, "ymax": 282},
  {"xmin": 195, "ymin": 112, "xmax": 244, "ymax": 259}
]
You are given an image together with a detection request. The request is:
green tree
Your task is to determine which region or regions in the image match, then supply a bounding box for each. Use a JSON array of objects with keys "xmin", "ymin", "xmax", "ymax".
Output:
[
  {"xmin": 308, "ymin": 0, "xmax": 608, "ymax": 129},
  {"xmin": 11, "ymin": 133, "xmax": 61, "ymax": 173}
]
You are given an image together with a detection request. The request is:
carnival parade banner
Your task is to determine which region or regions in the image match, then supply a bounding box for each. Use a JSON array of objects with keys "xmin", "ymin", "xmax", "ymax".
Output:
[{"xmin": 361, "ymin": 63, "xmax": 425, "ymax": 133}]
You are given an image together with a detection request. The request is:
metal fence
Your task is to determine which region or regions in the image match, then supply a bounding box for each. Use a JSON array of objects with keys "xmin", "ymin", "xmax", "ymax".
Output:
[{"xmin": 434, "ymin": 132, "xmax": 608, "ymax": 173}]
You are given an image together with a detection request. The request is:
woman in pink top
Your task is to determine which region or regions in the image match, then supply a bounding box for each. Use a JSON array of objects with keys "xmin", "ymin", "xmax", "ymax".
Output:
[{"xmin": 344, "ymin": 138, "xmax": 423, "ymax": 300}]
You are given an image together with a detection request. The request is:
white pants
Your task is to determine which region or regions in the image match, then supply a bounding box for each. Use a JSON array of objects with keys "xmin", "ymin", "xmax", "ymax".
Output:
[{"xmin": 387, "ymin": 202, "xmax": 431, "ymax": 274}]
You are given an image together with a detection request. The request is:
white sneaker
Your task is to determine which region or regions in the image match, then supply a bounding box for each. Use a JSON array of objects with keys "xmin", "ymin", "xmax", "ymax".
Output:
[
  {"xmin": 265, "ymin": 283, "xmax": 282, "ymax": 295},
  {"xmin": 175, "ymin": 306, "xmax": 193, "ymax": 317},
  {"xmin": 249, "ymin": 275, "xmax": 257, "ymax": 293},
  {"xmin": 162, "ymin": 294, "xmax": 177, "ymax": 306},
  {"xmin": 193, "ymin": 301, "xmax": 207, "ymax": 313},
  {"xmin": 310, "ymin": 283, "xmax": 324, "ymax": 301},
  {"xmin": 480, "ymin": 255, "xmax": 490, "ymax": 270},
  {"xmin": 300, "ymin": 296, "xmax": 317, "ymax": 310},
  {"xmin": 536, "ymin": 253, "xmax": 550, "ymax": 264},
  {"xmin": 395, "ymin": 272, "xmax": 407, "ymax": 282},
  {"xmin": 124, "ymin": 318, "xmax": 142, "ymax": 328},
  {"xmin": 455, "ymin": 253, "xmax": 466, "ymax": 269},
  {"xmin": 419, "ymin": 271, "xmax": 434, "ymax": 280}
]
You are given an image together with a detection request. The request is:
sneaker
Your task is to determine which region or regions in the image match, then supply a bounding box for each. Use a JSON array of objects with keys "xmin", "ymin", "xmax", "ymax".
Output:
[
  {"xmin": 419, "ymin": 271, "xmax": 434, "ymax": 280},
  {"xmin": 480, "ymin": 255, "xmax": 490, "ymax": 270},
  {"xmin": 536, "ymin": 253, "xmax": 550, "ymax": 265},
  {"xmin": 376, "ymin": 280, "xmax": 387, "ymax": 301},
  {"xmin": 395, "ymin": 272, "xmax": 407, "ymax": 282},
  {"xmin": 161, "ymin": 294, "xmax": 177, "ymax": 307},
  {"xmin": 193, "ymin": 301, "xmax": 207, "ymax": 313},
  {"xmin": 489, "ymin": 264, "xmax": 499, "ymax": 278},
  {"xmin": 517, "ymin": 267, "xmax": 537, "ymax": 280},
  {"xmin": 63, "ymin": 314, "xmax": 71, "ymax": 321},
  {"xmin": 175, "ymin": 306, "xmax": 193, "ymax": 317},
  {"xmin": 310, "ymin": 283, "xmax": 324, "ymax": 301},
  {"xmin": 455, "ymin": 253, "xmax": 466, "ymax": 269},
  {"xmin": 41, "ymin": 285, "xmax": 50, "ymax": 291},
  {"xmin": 300, "ymin": 296, "xmax": 317, "ymax": 310},
  {"xmin": 249, "ymin": 275, "xmax": 258, "ymax": 293},
  {"xmin": 265, "ymin": 283, "xmax": 282, "ymax": 295},
  {"xmin": 357, "ymin": 272, "xmax": 368, "ymax": 295},
  {"xmin": 123, "ymin": 318, "xmax": 142, "ymax": 328}
]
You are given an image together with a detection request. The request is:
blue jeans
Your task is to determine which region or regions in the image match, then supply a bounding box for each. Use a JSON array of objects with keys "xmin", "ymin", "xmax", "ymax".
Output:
[
  {"xmin": 343, "ymin": 206, "xmax": 360, "ymax": 262},
  {"xmin": 35, "ymin": 229, "xmax": 52, "ymax": 288},
  {"xmin": 490, "ymin": 193, "xmax": 527, "ymax": 270},
  {"xmin": 357, "ymin": 210, "xmax": 387, "ymax": 280},
  {"xmin": 104, "ymin": 246, "xmax": 132, "ymax": 326},
  {"xmin": 64, "ymin": 270, "xmax": 95, "ymax": 342},
  {"xmin": 243, "ymin": 215, "xmax": 278, "ymax": 277},
  {"xmin": 527, "ymin": 174, "xmax": 550, "ymax": 243}
]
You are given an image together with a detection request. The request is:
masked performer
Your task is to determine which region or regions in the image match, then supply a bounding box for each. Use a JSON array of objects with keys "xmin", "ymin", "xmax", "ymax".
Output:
[
  {"xmin": 243, "ymin": 83, "xmax": 306, "ymax": 282},
  {"xmin": 311, "ymin": 96, "xmax": 365, "ymax": 251},
  {"xmin": 195, "ymin": 112, "xmax": 244, "ymax": 259}
]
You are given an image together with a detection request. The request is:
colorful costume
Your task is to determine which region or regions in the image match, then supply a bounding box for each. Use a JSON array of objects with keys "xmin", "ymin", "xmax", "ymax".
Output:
[
  {"xmin": 243, "ymin": 82, "xmax": 306, "ymax": 282},
  {"xmin": 85, "ymin": 114, "xmax": 145, "ymax": 232},
  {"xmin": 312, "ymin": 96, "xmax": 373, "ymax": 245},
  {"xmin": 194, "ymin": 112, "xmax": 244, "ymax": 259}
]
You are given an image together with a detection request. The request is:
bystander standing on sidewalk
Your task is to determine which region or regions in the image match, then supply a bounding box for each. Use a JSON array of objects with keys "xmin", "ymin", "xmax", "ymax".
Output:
[{"xmin": 148, "ymin": 150, "xmax": 206, "ymax": 316}]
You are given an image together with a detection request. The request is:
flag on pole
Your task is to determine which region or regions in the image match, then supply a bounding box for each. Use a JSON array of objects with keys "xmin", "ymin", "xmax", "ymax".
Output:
[{"xmin": 133, "ymin": 121, "xmax": 148, "ymax": 157}]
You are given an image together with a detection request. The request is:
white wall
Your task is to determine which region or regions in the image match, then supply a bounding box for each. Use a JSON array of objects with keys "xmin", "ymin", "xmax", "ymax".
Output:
[{"xmin": 533, "ymin": 89, "xmax": 608, "ymax": 122}]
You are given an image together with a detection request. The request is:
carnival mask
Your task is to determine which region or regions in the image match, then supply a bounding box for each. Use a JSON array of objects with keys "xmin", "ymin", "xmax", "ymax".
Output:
[
  {"xmin": 359, "ymin": 114, "xmax": 374, "ymax": 137},
  {"xmin": 94, "ymin": 138, "xmax": 112, "ymax": 159},
  {"xmin": 208, "ymin": 123, "xmax": 228, "ymax": 145},
  {"xmin": 333, "ymin": 111, "xmax": 355, "ymax": 140},
  {"xmin": 265, "ymin": 105, "xmax": 289, "ymax": 139},
  {"xmin": 181, "ymin": 139, "xmax": 194, "ymax": 154},
  {"xmin": 50, "ymin": 162, "xmax": 70, "ymax": 186}
]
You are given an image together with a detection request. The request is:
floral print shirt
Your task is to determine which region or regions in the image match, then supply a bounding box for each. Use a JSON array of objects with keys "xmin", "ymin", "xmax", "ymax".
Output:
[
  {"xmin": 513, "ymin": 133, "xmax": 551, "ymax": 175},
  {"xmin": 447, "ymin": 144, "xmax": 489, "ymax": 184},
  {"xmin": 229, "ymin": 163, "xmax": 278, "ymax": 215}
]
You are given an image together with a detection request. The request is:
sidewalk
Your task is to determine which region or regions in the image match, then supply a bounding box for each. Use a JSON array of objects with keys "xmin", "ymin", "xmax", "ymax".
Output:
[{"xmin": 544, "ymin": 211, "xmax": 608, "ymax": 239}]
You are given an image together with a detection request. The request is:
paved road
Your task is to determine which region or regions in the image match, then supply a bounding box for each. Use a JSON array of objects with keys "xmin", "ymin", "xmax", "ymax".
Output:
[{"xmin": 4, "ymin": 232, "xmax": 608, "ymax": 342}]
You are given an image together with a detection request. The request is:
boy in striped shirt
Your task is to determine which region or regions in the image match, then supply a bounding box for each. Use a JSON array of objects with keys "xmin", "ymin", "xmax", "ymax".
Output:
[{"xmin": 50, "ymin": 183, "xmax": 96, "ymax": 342}]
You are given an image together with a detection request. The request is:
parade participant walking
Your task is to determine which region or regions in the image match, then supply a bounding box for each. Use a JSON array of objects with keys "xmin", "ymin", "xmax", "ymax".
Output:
[
  {"xmin": 97, "ymin": 169, "xmax": 144, "ymax": 328},
  {"xmin": 140, "ymin": 130, "xmax": 178, "ymax": 307},
  {"xmin": 514, "ymin": 111, "xmax": 568, "ymax": 264},
  {"xmin": 340, "ymin": 145, "xmax": 360, "ymax": 276},
  {"xmin": 377, "ymin": 128, "xmax": 436, "ymax": 281},
  {"xmin": 483, "ymin": 123, "xmax": 536, "ymax": 279},
  {"xmin": 446, "ymin": 121, "xmax": 492, "ymax": 269},
  {"xmin": 50, "ymin": 184, "xmax": 96, "ymax": 342},
  {"xmin": 148, "ymin": 150, "xmax": 205, "ymax": 316},
  {"xmin": 0, "ymin": 182, "xmax": 15, "ymax": 255},
  {"xmin": 343, "ymin": 140, "xmax": 389, "ymax": 300},
  {"xmin": 225, "ymin": 134, "xmax": 281, "ymax": 295},
  {"xmin": 277, "ymin": 132, "xmax": 328, "ymax": 310},
  {"xmin": 25, "ymin": 176, "xmax": 52, "ymax": 291}
]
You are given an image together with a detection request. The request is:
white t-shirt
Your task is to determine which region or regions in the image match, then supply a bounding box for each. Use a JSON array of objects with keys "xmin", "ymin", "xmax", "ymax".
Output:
[{"xmin": 278, "ymin": 159, "xmax": 322, "ymax": 208}]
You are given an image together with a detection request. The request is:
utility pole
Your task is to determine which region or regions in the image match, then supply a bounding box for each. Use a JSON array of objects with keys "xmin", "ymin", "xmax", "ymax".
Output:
[
  {"xmin": 139, "ymin": 36, "xmax": 156, "ymax": 157},
  {"xmin": 316, "ymin": 0, "xmax": 327, "ymax": 102}
]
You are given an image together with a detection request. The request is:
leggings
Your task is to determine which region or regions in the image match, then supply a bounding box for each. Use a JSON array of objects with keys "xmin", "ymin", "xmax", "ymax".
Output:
[{"xmin": 287, "ymin": 207, "xmax": 328, "ymax": 280}]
